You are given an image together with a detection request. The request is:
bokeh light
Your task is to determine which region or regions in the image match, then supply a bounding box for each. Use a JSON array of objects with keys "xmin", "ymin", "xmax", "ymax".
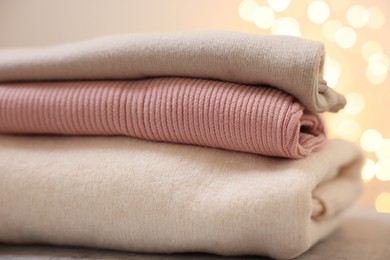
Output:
[
  {"xmin": 375, "ymin": 159, "xmax": 390, "ymax": 181},
  {"xmin": 253, "ymin": 6, "xmax": 275, "ymax": 29},
  {"xmin": 344, "ymin": 93, "xmax": 365, "ymax": 115},
  {"xmin": 368, "ymin": 53, "xmax": 390, "ymax": 76},
  {"xmin": 360, "ymin": 129, "xmax": 383, "ymax": 152},
  {"xmin": 362, "ymin": 41, "xmax": 383, "ymax": 61},
  {"xmin": 271, "ymin": 17, "xmax": 301, "ymax": 37},
  {"xmin": 267, "ymin": 0, "xmax": 291, "ymax": 12},
  {"xmin": 366, "ymin": 67, "xmax": 388, "ymax": 85},
  {"xmin": 376, "ymin": 193, "xmax": 390, "ymax": 213},
  {"xmin": 238, "ymin": 0, "xmax": 258, "ymax": 22},
  {"xmin": 346, "ymin": 5, "xmax": 369, "ymax": 28},
  {"xmin": 307, "ymin": 1, "xmax": 330, "ymax": 24},
  {"xmin": 335, "ymin": 27, "xmax": 356, "ymax": 48},
  {"xmin": 322, "ymin": 20, "xmax": 342, "ymax": 42},
  {"xmin": 367, "ymin": 7, "xmax": 386, "ymax": 30},
  {"xmin": 324, "ymin": 56, "xmax": 341, "ymax": 88},
  {"xmin": 361, "ymin": 158, "xmax": 376, "ymax": 182},
  {"xmin": 337, "ymin": 119, "xmax": 361, "ymax": 141}
]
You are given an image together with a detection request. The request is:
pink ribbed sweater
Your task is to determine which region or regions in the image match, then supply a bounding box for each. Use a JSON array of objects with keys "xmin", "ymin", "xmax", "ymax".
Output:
[{"xmin": 0, "ymin": 78, "xmax": 326, "ymax": 158}]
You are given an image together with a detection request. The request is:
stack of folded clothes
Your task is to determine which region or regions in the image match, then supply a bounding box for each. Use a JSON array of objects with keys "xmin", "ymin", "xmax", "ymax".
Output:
[{"xmin": 0, "ymin": 31, "xmax": 364, "ymax": 259}]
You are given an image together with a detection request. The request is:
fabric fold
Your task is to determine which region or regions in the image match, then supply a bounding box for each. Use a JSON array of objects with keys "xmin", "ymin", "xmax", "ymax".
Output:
[
  {"xmin": 0, "ymin": 136, "xmax": 363, "ymax": 259},
  {"xmin": 0, "ymin": 78, "xmax": 326, "ymax": 158},
  {"xmin": 0, "ymin": 31, "xmax": 346, "ymax": 112}
]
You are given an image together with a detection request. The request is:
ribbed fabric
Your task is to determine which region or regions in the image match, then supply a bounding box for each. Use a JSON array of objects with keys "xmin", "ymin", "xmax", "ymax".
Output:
[
  {"xmin": 0, "ymin": 77, "xmax": 326, "ymax": 158},
  {"xmin": 0, "ymin": 31, "xmax": 346, "ymax": 112}
]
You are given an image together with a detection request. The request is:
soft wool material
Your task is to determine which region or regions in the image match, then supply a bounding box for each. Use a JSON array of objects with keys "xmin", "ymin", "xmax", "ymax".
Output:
[
  {"xmin": 2, "ymin": 209, "xmax": 390, "ymax": 260},
  {"xmin": 0, "ymin": 31, "xmax": 345, "ymax": 112},
  {"xmin": 0, "ymin": 136, "xmax": 363, "ymax": 259},
  {"xmin": 0, "ymin": 78, "xmax": 326, "ymax": 158}
]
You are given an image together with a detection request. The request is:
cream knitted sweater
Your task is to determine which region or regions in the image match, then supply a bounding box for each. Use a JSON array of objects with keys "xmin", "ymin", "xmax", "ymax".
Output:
[{"xmin": 0, "ymin": 136, "xmax": 363, "ymax": 259}]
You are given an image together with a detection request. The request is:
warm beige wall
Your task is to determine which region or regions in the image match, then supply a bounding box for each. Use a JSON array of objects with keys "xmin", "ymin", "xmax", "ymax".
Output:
[{"xmin": 0, "ymin": 0, "xmax": 248, "ymax": 47}]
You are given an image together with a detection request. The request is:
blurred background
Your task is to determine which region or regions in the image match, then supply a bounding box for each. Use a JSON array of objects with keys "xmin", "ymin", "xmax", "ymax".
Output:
[{"xmin": 0, "ymin": 0, "xmax": 389, "ymax": 214}]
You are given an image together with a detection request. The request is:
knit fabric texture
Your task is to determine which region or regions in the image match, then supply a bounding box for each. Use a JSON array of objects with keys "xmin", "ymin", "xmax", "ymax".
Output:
[
  {"xmin": 0, "ymin": 136, "xmax": 363, "ymax": 259},
  {"xmin": 0, "ymin": 78, "xmax": 326, "ymax": 158},
  {"xmin": 0, "ymin": 31, "xmax": 346, "ymax": 113}
]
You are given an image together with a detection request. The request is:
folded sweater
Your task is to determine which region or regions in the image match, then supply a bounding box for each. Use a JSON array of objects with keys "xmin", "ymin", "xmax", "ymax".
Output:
[
  {"xmin": 0, "ymin": 31, "xmax": 345, "ymax": 113},
  {"xmin": 0, "ymin": 78, "xmax": 326, "ymax": 158},
  {"xmin": 0, "ymin": 136, "xmax": 363, "ymax": 259}
]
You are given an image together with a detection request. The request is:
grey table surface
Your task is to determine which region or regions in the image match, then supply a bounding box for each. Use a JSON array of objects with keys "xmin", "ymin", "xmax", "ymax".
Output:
[{"xmin": 0, "ymin": 208, "xmax": 389, "ymax": 260}]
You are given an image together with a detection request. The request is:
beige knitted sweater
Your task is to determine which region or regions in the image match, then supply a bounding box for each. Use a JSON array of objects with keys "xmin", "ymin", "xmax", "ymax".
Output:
[{"xmin": 0, "ymin": 31, "xmax": 345, "ymax": 112}]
